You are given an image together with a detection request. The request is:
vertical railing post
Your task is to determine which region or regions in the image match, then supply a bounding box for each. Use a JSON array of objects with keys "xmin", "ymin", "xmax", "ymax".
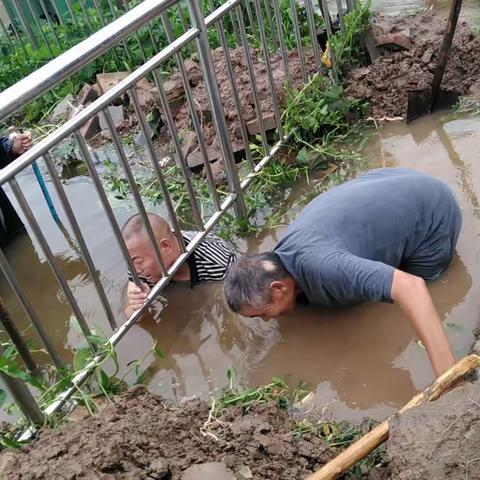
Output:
[
  {"xmin": 0, "ymin": 296, "xmax": 38, "ymax": 373},
  {"xmin": 11, "ymin": 0, "xmax": 37, "ymax": 47},
  {"xmin": 186, "ymin": 0, "xmax": 247, "ymax": 220},
  {"xmin": 0, "ymin": 342, "xmax": 44, "ymax": 426}
]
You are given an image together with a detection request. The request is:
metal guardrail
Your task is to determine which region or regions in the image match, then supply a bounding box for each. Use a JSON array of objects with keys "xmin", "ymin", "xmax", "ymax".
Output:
[
  {"xmin": 0, "ymin": 0, "xmax": 179, "ymax": 120},
  {"xmin": 0, "ymin": 0, "xmax": 348, "ymax": 428},
  {"xmin": 1, "ymin": 0, "xmax": 170, "ymax": 60}
]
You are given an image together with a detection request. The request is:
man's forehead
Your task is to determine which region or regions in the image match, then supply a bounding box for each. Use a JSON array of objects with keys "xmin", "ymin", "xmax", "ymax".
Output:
[{"xmin": 126, "ymin": 235, "xmax": 152, "ymax": 254}]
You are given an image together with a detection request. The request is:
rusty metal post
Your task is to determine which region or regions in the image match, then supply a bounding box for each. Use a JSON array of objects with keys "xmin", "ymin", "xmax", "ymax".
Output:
[
  {"xmin": 0, "ymin": 296, "xmax": 38, "ymax": 373},
  {"xmin": 0, "ymin": 342, "xmax": 44, "ymax": 425}
]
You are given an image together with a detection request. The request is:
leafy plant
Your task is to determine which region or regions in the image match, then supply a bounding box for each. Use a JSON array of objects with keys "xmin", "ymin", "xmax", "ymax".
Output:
[
  {"xmin": 283, "ymin": 73, "xmax": 365, "ymax": 144},
  {"xmin": 218, "ymin": 375, "xmax": 290, "ymax": 412},
  {"xmin": 0, "ymin": 327, "xmax": 166, "ymax": 447},
  {"xmin": 330, "ymin": 0, "xmax": 371, "ymax": 71}
]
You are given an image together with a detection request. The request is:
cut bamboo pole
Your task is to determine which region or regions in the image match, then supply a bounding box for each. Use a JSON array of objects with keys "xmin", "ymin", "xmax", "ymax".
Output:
[{"xmin": 306, "ymin": 354, "xmax": 480, "ymax": 480}]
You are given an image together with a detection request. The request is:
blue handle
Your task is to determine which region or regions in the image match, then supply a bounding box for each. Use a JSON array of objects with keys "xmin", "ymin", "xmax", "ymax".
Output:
[{"xmin": 32, "ymin": 161, "xmax": 59, "ymax": 221}]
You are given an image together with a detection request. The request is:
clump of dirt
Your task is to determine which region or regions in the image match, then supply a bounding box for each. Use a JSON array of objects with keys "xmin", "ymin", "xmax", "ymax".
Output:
[
  {"xmin": 0, "ymin": 386, "xmax": 333, "ymax": 480},
  {"xmin": 345, "ymin": 11, "xmax": 480, "ymax": 118},
  {"xmin": 387, "ymin": 382, "xmax": 480, "ymax": 480}
]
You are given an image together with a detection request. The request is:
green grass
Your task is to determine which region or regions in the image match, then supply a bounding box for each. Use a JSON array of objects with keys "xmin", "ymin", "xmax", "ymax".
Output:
[
  {"xmin": 293, "ymin": 418, "xmax": 387, "ymax": 478},
  {"xmin": 0, "ymin": 329, "xmax": 166, "ymax": 448}
]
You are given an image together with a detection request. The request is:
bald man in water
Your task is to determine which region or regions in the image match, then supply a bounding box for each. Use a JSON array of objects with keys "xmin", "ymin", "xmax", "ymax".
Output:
[{"xmin": 123, "ymin": 213, "xmax": 236, "ymax": 317}]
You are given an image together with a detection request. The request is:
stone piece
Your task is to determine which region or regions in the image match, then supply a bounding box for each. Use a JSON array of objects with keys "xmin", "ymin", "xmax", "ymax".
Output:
[
  {"xmin": 49, "ymin": 94, "xmax": 75, "ymax": 123},
  {"xmin": 209, "ymin": 159, "xmax": 226, "ymax": 185},
  {"xmin": 375, "ymin": 33, "xmax": 413, "ymax": 51},
  {"xmin": 181, "ymin": 462, "xmax": 236, "ymax": 480},
  {"xmin": 163, "ymin": 77, "xmax": 185, "ymax": 102},
  {"xmin": 96, "ymin": 72, "xmax": 130, "ymax": 94},
  {"xmin": 78, "ymin": 83, "xmax": 101, "ymax": 106},
  {"xmin": 186, "ymin": 147, "xmax": 221, "ymax": 169},
  {"xmin": 79, "ymin": 115, "xmax": 100, "ymax": 140},
  {"xmin": 99, "ymin": 105, "xmax": 125, "ymax": 130},
  {"xmin": 246, "ymin": 113, "xmax": 277, "ymax": 135}
]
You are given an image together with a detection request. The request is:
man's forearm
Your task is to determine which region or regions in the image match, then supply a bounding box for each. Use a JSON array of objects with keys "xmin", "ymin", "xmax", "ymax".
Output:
[{"xmin": 391, "ymin": 269, "xmax": 456, "ymax": 377}]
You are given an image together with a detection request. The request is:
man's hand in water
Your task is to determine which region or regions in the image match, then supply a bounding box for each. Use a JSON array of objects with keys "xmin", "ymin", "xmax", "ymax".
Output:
[
  {"xmin": 11, "ymin": 131, "xmax": 32, "ymax": 156},
  {"xmin": 125, "ymin": 281, "xmax": 150, "ymax": 317}
]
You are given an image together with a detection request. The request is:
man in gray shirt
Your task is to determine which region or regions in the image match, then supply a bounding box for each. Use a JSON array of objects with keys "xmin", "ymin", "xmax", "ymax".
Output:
[{"xmin": 224, "ymin": 168, "xmax": 462, "ymax": 378}]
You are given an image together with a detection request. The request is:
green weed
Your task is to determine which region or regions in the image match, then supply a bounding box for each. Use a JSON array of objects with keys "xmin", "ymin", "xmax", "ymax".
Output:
[
  {"xmin": 330, "ymin": 0, "xmax": 371, "ymax": 71},
  {"xmin": 0, "ymin": 329, "xmax": 166, "ymax": 447},
  {"xmin": 217, "ymin": 371, "xmax": 290, "ymax": 412},
  {"xmin": 293, "ymin": 418, "xmax": 387, "ymax": 478}
]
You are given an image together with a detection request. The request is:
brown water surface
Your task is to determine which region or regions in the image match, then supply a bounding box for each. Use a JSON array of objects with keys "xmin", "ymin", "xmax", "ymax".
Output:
[
  {"xmin": 128, "ymin": 110, "xmax": 480, "ymax": 422},
  {"xmin": 2, "ymin": 110, "xmax": 480, "ymax": 422}
]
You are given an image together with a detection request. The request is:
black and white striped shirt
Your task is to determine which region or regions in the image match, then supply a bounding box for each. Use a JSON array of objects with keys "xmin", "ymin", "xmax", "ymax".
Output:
[{"xmin": 127, "ymin": 230, "xmax": 236, "ymax": 288}]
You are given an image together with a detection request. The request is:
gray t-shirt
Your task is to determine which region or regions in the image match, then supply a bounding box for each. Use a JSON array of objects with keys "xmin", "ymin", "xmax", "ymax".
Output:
[{"xmin": 274, "ymin": 168, "xmax": 462, "ymax": 308}]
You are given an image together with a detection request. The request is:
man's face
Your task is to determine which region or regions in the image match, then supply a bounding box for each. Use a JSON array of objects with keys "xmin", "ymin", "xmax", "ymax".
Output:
[
  {"xmin": 127, "ymin": 234, "xmax": 180, "ymax": 283},
  {"xmin": 239, "ymin": 279, "xmax": 297, "ymax": 320}
]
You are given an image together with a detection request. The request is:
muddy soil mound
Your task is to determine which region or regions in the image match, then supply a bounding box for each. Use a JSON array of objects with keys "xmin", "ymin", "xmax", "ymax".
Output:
[
  {"xmin": 170, "ymin": 48, "xmax": 317, "ymax": 154},
  {"xmin": 387, "ymin": 382, "xmax": 480, "ymax": 479},
  {"xmin": 0, "ymin": 386, "xmax": 333, "ymax": 480},
  {"xmin": 345, "ymin": 11, "xmax": 480, "ymax": 118}
]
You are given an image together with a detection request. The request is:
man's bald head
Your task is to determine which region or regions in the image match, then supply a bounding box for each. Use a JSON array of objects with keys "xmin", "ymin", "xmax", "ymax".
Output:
[
  {"xmin": 121, "ymin": 213, "xmax": 171, "ymax": 243},
  {"xmin": 122, "ymin": 213, "xmax": 181, "ymax": 282}
]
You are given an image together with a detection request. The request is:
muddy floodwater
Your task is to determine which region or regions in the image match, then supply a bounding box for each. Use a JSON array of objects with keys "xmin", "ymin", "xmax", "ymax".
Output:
[
  {"xmin": 2, "ymin": 0, "xmax": 480, "ymax": 422},
  {"xmin": 1, "ymin": 108, "xmax": 480, "ymax": 423}
]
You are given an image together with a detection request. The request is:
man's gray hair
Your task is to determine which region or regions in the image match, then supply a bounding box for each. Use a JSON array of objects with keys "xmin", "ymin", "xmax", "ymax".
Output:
[{"xmin": 223, "ymin": 252, "xmax": 290, "ymax": 312}]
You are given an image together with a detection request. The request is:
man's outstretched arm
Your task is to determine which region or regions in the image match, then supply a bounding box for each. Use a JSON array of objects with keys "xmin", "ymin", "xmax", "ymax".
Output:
[{"xmin": 391, "ymin": 268, "xmax": 456, "ymax": 377}]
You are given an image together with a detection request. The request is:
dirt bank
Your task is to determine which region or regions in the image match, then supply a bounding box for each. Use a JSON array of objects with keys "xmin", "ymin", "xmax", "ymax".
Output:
[
  {"xmin": 3, "ymin": 380, "xmax": 480, "ymax": 479},
  {"xmin": 168, "ymin": 47, "xmax": 317, "ymax": 157},
  {"xmin": 387, "ymin": 382, "xmax": 480, "ymax": 479},
  {"xmin": 0, "ymin": 387, "xmax": 335, "ymax": 480},
  {"xmin": 345, "ymin": 11, "xmax": 480, "ymax": 118}
]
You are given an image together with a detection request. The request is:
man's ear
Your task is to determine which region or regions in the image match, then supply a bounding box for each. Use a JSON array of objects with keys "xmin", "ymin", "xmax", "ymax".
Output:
[
  {"xmin": 159, "ymin": 237, "xmax": 172, "ymax": 251},
  {"xmin": 270, "ymin": 280, "xmax": 288, "ymax": 298}
]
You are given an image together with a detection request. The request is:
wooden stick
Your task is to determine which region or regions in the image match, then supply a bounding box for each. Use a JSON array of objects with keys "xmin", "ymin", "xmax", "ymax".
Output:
[
  {"xmin": 430, "ymin": 0, "xmax": 463, "ymax": 109},
  {"xmin": 306, "ymin": 354, "xmax": 480, "ymax": 480}
]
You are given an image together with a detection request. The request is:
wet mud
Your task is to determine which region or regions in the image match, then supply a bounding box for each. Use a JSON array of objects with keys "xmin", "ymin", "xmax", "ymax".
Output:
[
  {"xmin": 345, "ymin": 11, "xmax": 480, "ymax": 118},
  {"xmin": 3, "ymin": 381, "xmax": 480, "ymax": 479},
  {"xmin": 0, "ymin": 386, "xmax": 335, "ymax": 480}
]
